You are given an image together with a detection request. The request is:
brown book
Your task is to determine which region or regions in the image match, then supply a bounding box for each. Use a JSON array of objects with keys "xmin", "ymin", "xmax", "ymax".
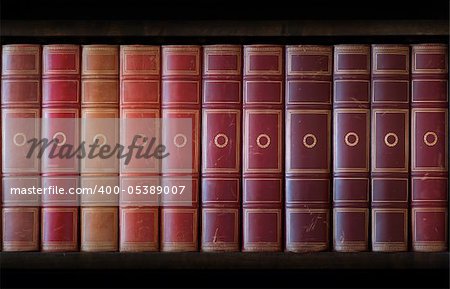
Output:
[
  {"xmin": 285, "ymin": 45, "xmax": 332, "ymax": 252},
  {"xmin": 80, "ymin": 45, "xmax": 119, "ymax": 252},
  {"xmin": 119, "ymin": 45, "xmax": 160, "ymax": 252},
  {"xmin": 411, "ymin": 44, "xmax": 448, "ymax": 252},
  {"xmin": 2, "ymin": 44, "xmax": 41, "ymax": 251},
  {"xmin": 333, "ymin": 45, "xmax": 371, "ymax": 252}
]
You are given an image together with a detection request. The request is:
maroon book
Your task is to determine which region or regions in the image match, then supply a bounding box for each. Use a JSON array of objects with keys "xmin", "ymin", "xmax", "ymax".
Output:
[
  {"xmin": 411, "ymin": 44, "xmax": 448, "ymax": 252},
  {"xmin": 333, "ymin": 45, "xmax": 370, "ymax": 252},
  {"xmin": 243, "ymin": 45, "xmax": 283, "ymax": 252},
  {"xmin": 371, "ymin": 45, "xmax": 409, "ymax": 252},
  {"xmin": 41, "ymin": 44, "xmax": 80, "ymax": 252},
  {"xmin": 119, "ymin": 45, "xmax": 160, "ymax": 252},
  {"xmin": 201, "ymin": 45, "xmax": 241, "ymax": 252},
  {"xmin": 161, "ymin": 46, "xmax": 201, "ymax": 251},
  {"xmin": 2, "ymin": 44, "xmax": 41, "ymax": 251},
  {"xmin": 285, "ymin": 45, "xmax": 332, "ymax": 252}
]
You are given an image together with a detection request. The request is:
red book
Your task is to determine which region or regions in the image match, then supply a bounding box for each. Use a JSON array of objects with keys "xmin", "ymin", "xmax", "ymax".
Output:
[
  {"xmin": 201, "ymin": 45, "xmax": 241, "ymax": 252},
  {"xmin": 285, "ymin": 45, "xmax": 332, "ymax": 252},
  {"xmin": 161, "ymin": 46, "xmax": 201, "ymax": 251},
  {"xmin": 119, "ymin": 45, "xmax": 160, "ymax": 252},
  {"xmin": 80, "ymin": 45, "xmax": 119, "ymax": 252},
  {"xmin": 333, "ymin": 45, "xmax": 370, "ymax": 252},
  {"xmin": 41, "ymin": 44, "xmax": 80, "ymax": 252},
  {"xmin": 243, "ymin": 45, "xmax": 283, "ymax": 252},
  {"xmin": 371, "ymin": 45, "xmax": 409, "ymax": 252},
  {"xmin": 411, "ymin": 44, "xmax": 448, "ymax": 252},
  {"xmin": 2, "ymin": 44, "xmax": 41, "ymax": 251}
]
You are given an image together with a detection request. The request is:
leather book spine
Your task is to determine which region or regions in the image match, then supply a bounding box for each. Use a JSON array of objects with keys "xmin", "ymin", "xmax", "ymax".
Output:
[
  {"xmin": 2, "ymin": 44, "xmax": 41, "ymax": 251},
  {"xmin": 285, "ymin": 45, "xmax": 332, "ymax": 252},
  {"xmin": 371, "ymin": 45, "xmax": 409, "ymax": 252},
  {"xmin": 161, "ymin": 46, "xmax": 201, "ymax": 251},
  {"xmin": 41, "ymin": 44, "xmax": 80, "ymax": 252},
  {"xmin": 119, "ymin": 45, "xmax": 160, "ymax": 252},
  {"xmin": 333, "ymin": 45, "xmax": 371, "ymax": 252},
  {"xmin": 80, "ymin": 45, "xmax": 119, "ymax": 252},
  {"xmin": 411, "ymin": 44, "xmax": 448, "ymax": 252},
  {"xmin": 243, "ymin": 45, "xmax": 283, "ymax": 252},
  {"xmin": 201, "ymin": 45, "xmax": 241, "ymax": 252}
]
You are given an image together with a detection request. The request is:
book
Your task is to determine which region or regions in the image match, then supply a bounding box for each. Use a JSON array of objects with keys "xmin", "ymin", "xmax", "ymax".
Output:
[
  {"xmin": 411, "ymin": 44, "xmax": 448, "ymax": 252},
  {"xmin": 201, "ymin": 45, "xmax": 241, "ymax": 252},
  {"xmin": 371, "ymin": 44, "xmax": 409, "ymax": 252},
  {"xmin": 242, "ymin": 45, "xmax": 283, "ymax": 252},
  {"xmin": 2, "ymin": 44, "xmax": 41, "ymax": 251},
  {"xmin": 119, "ymin": 45, "xmax": 160, "ymax": 252},
  {"xmin": 41, "ymin": 44, "xmax": 80, "ymax": 252},
  {"xmin": 333, "ymin": 45, "xmax": 370, "ymax": 252},
  {"xmin": 80, "ymin": 45, "xmax": 119, "ymax": 252},
  {"xmin": 161, "ymin": 45, "xmax": 201, "ymax": 251},
  {"xmin": 285, "ymin": 45, "xmax": 332, "ymax": 252}
]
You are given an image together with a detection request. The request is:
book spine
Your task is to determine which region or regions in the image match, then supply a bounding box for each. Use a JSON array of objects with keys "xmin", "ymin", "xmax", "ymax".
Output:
[
  {"xmin": 201, "ymin": 45, "xmax": 242, "ymax": 252},
  {"xmin": 371, "ymin": 44, "xmax": 409, "ymax": 252},
  {"xmin": 243, "ymin": 45, "xmax": 283, "ymax": 252},
  {"xmin": 285, "ymin": 45, "xmax": 332, "ymax": 252},
  {"xmin": 161, "ymin": 45, "xmax": 201, "ymax": 251},
  {"xmin": 333, "ymin": 45, "xmax": 371, "ymax": 252},
  {"xmin": 411, "ymin": 44, "xmax": 448, "ymax": 252},
  {"xmin": 119, "ymin": 45, "xmax": 160, "ymax": 252},
  {"xmin": 1, "ymin": 44, "xmax": 41, "ymax": 251},
  {"xmin": 41, "ymin": 44, "xmax": 80, "ymax": 252},
  {"xmin": 80, "ymin": 45, "xmax": 119, "ymax": 252}
]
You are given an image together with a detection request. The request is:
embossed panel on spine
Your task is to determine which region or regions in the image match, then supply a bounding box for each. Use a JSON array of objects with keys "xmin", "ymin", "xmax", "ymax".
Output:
[
  {"xmin": 201, "ymin": 45, "xmax": 241, "ymax": 252},
  {"xmin": 371, "ymin": 45, "xmax": 409, "ymax": 252},
  {"xmin": 2, "ymin": 44, "xmax": 41, "ymax": 251},
  {"xmin": 285, "ymin": 45, "xmax": 332, "ymax": 252},
  {"xmin": 411, "ymin": 44, "xmax": 448, "ymax": 252},
  {"xmin": 243, "ymin": 45, "xmax": 283, "ymax": 252},
  {"xmin": 333, "ymin": 45, "xmax": 370, "ymax": 252}
]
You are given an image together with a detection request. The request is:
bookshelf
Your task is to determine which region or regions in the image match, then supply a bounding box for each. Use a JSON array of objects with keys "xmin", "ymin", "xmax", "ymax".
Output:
[{"xmin": 1, "ymin": 0, "xmax": 449, "ymax": 288}]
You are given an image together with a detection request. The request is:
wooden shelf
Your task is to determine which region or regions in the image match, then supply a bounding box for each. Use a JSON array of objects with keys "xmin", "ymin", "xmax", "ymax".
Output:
[
  {"xmin": 1, "ymin": 251, "xmax": 448, "ymax": 270},
  {"xmin": 1, "ymin": 19, "xmax": 448, "ymax": 39}
]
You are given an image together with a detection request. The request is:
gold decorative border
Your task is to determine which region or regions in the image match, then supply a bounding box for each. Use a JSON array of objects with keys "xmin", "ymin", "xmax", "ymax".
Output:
[
  {"xmin": 81, "ymin": 79, "xmax": 119, "ymax": 104},
  {"xmin": 41, "ymin": 208, "xmax": 78, "ymax": 249},
  {"xmin": 372, "ymin": 46, "xmax": 409, "ymax": 75},
  {"xmin": 244, "ymin": 80, "xmax": 283, "ymax": 104},
  {"xmin": 43, "ymin": 79, "xmax": 80, "ymax": 104},
  {"xmin": 243, "ymin": 178, "xmax": 282, "ymax": 204},
  {"xmin": 286, "ymin": 109, "xmax": 330, "ymax": 173},
  {"xmin": 121, "ymin": 80, "xmax": 160, "ymax": 105},
  {"xmin": 2, "ymin": 208, "xmax": 39, "ymax": 249},
  {"xmin": 202, "ymin": 109, "xmax": 240, "ymax": 173},
  {"xmin": 2, "ymin": 46, "xmax": 41, "ymax": 75},
  {"xmin": 203, "ymin": 46, "xmax": 241, "ymax": 75},
  {"xmin": 286, "ymin": 178, "xmax": 330, "ymax": 204},
  {"xmin": 411, "ymin": 177, "xmax": 448, "ymax": 202},
  {"xmin": 371, "ymin": 178, "xmax": 408, "ymax": 203},
  {"xmin": 81, "ymin": 207, "xmax": 118, "ymax": 251},
  {"xmin": 333, "ymin": 178, "xmax": 369, "ymax": 203},
  {"xmin": 371, "ymin": 109, "xmax": 409, "ymax": 172},
  {"xmin": 372, "ymin": 209, "xmax": 408, "ymax": 249},
  {"xmin": 412, "ymin": 207, "xmax": 448, "ymax": 245},
  {"xmin": 333, "ymin": 109, "xmax": 370, "ymax": 172},
  {"xmin": 287, "ymin": 80, "xmax": 332, "ymax": 104},
  {"xmin": 162, "ymin": 80, "xmax": 200, "ymax": 105},
  {"xmin": 202, "ymin": 80, "xmax": 241, "ymax": 104},
  {"xmin": 202, "ymin": 208, "xmax": 239, "ymax": 244},
  {"xmin": 162, "ymin": 47, "xmax": 200, "ymax": 76},
  {"xmin": 333, "ymin": 208, "xmax": 369, "ymax": 245},
  {"xmin": 1, "ymin": 80, "xmax": 41, "ymax": 104},
  {"xmin": 411, "ymin": 108, "xmax": 448, "ymax": 172},
  {"xmin": 333, "ymin": 80, "xmax": 370, "ymax": 103},
  {"xmin": 161, "ymin": 208, "xmax": 198, "ymax": 248},
  {"xmin": 412, "ymin": 46, "xmax": 448, "ymax": 74},
  {"xmin": 82, "ymin": 46, "xmax": 119, "ymax": 75},
  {"xmin": 286, "ymin": 46, "xmax": 332, "ymax": 76},
  {"xmin": 286, "ymin": 208, "xmax": 329, "ymax": 245},
  {"xmin": 43, "ymin": 49, "xmax": 80, "ymax": 75},
  {"xmin": 411, "ymin": 79, "xmax": 448, "ymax": 103},
  {"xmin": 120, "ymin": 207, "xmax": 159, "ymax": 247},
  {"xmin": 371, "ymin": 80, "xmax": 409, "ymax": 103},
  {"xmin": 243, "ymin": 110, "xmax": 282, "ymax": 173},
  {"xmin": 334, "ymin": 53, "xmax": 370, "ymax": 74},
  {"xmin": 121, "ymin": 46, "xmax": 160, "ymax": 76},
  {"xmin": 201, "ymin": 178, "xmax": 240, "ymax": 204},
  {"xmin": 244, "ymin": 46, "xmax": 283, "ymax": 76},
  {"xmin": 243, "ymin": 208, "xmax": 282, "ymax": 248}
]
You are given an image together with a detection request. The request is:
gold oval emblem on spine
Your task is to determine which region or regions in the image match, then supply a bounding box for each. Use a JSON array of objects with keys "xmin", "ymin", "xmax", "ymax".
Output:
[
  {"xmin": 256, "ymin": 134, "xmax": 271, "ymax": 149},
  {"xmin": 384, "ymin": 132, "xmax": 398, "ymax": 148},
  {"xmin": 53, "ymin": 131, "xmax": 67, "ymax": 147},
  {"xmin": 344, "ymin": 132, "xmax": 359, "ymax": 147},
  {"xmin": 423, "ymin": 131, "xmax": 438, "ymax": 147},
  {"xmin": 214, "ymin": 133, "xmax": 229, "ymax": 148},
  {"xmin": 13, "ymin": 132, "xmax": 27, "ymax": 147},
  {"xmin": 303, "ymin": 133, "xmax": 317, "ymax": 149},
  {"xmin": 173, "ymin": 133, "xmax": 188, "ymax": 148}
]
